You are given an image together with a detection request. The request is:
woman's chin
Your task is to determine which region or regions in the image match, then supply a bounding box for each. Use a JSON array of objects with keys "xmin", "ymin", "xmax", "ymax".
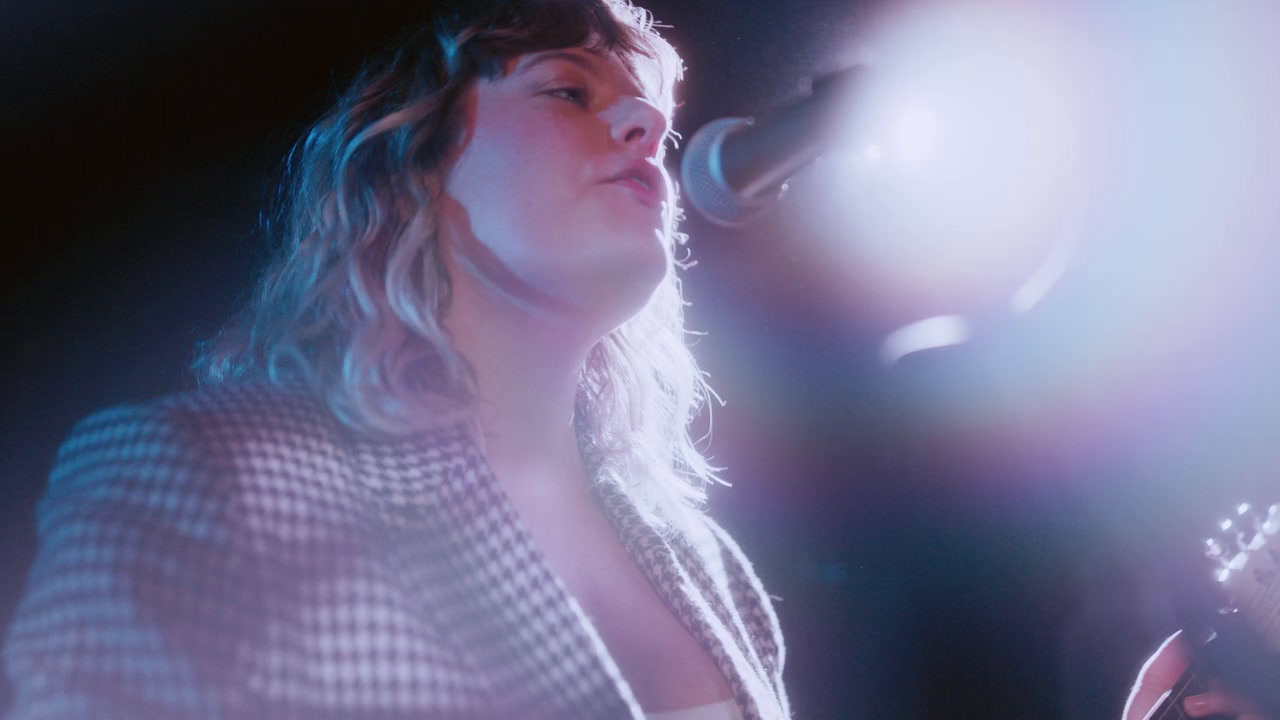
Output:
[{"xmin": 558, "ymin": 259, "xmax": 668, "ymax": 330}]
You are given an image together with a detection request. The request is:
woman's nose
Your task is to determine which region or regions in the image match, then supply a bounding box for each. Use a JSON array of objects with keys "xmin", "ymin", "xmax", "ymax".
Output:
[{"xmin": 606, "ymin": 95, "xmax": 669, "ymax": 158}]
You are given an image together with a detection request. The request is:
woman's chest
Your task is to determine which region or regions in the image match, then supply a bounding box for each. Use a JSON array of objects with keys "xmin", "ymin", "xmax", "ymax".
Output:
[{"xmin": 521, "ymin": 501, "xmax": 734, "ymax": 712}]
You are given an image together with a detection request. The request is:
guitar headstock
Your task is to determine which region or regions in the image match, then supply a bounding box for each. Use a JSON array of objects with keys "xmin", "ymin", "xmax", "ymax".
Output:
[
  {"xmin": 1203, "ymin": 501, "xmax": 1280, "ymax": 653},
  {"xmin": 1146, "ymin": 501, "xmax": 1280, "ymax": 720}
]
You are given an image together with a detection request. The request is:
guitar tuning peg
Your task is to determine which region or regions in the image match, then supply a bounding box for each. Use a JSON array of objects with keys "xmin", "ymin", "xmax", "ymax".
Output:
[
  {"xmin": 1206, "ymin": 535, "xmax": 1250, "ymax": 569},
  {"xmin": 1237, "ymin": 502, "xmax": 1252, "ymax": 516},
  {"xmin": 1263, "ymin": 504, "xmax": 1280, "ymax": 535},
  {"xmin": 1227, "ymin": 550, "xmax": 1249, "ymax": 571},
  {"xmin": 1206, "ymin": 537, "xmax": 1227, "ymax": 559}
]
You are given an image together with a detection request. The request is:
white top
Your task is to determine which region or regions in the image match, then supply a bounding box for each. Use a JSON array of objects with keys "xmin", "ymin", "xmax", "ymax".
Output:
[{"xmin": 646, "ymin": 699, "xmax": 745, "ymax": 720}]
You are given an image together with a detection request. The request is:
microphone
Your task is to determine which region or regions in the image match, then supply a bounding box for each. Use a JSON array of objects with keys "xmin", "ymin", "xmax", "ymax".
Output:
[{"xmin": 680, "ymin": 67, "xmax": 863, "ymax": 227}]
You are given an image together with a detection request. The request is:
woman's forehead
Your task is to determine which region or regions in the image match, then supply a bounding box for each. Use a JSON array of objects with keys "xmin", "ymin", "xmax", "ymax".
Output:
[{"xmin": 508, "ymin": 46, "xmax": 671, "ymax": 111}]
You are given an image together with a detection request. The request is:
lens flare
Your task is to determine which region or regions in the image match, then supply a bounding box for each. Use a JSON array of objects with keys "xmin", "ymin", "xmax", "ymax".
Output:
[{"xmin": 791, "ymin": 0, "xmax": 1098, "ymax": 321}]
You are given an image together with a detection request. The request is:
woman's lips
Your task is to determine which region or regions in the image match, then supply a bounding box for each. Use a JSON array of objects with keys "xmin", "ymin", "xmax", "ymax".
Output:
[
  {"xmin": 602, "ymin": 159, "xmax": 666, "ymax": 210},
  {"xmin": 607, "ymin": 175, "xmax": 661, "ymax": 208}
]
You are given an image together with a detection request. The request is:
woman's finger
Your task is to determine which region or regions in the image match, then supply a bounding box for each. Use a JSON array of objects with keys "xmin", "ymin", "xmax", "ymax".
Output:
[
  {"xmin": 1184, "ymin": 691, "xmax": 1271, "ymax": 719},
  {"xmin": 1125, "ymin": 632, "xmax": 1191, "ymax": 720}
]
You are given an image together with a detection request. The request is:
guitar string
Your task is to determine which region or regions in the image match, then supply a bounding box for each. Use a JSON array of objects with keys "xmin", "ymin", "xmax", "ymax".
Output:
[
  {"xmin": 1151, "ymin": 661, "xmax": 1205, "ymax": 720},
  {"xmin": 1244, "ymin": 564, "xmax": 1278, "ymax": 717},
  {"xmin": 1155, "ymin": 531, "xmax": 1277, "ymax": 720},
  {"xmin": 1260, "ymin": 566, "xmax": 1279, "ymax": 648},
  {"xmin": 1152, "ymin": 553, "xmax": 1259, "ymax": 720}
]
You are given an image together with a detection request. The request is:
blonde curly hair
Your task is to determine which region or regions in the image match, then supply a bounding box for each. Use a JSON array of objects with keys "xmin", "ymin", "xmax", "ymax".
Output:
[{"xmin": 196, "ymin": 0, "xmax": 720, "ymax": 531}]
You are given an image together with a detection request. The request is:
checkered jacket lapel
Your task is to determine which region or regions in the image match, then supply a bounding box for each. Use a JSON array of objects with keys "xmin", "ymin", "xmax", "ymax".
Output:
[
  {"xmin": 591, "ymin": 482, "xmax": 789, "ymax": 720},
  {"xmin": 4, "ymin": 383, "xmax": 790, "ymax": 719},
  {"xmin": 385, "ymin": 432, "xmax": 640, "ymax": 718}
]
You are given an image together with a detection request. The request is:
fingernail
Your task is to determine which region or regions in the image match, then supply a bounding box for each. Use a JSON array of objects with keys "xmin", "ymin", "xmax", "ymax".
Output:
[{"xmin": 1185, "ymin": 695, "xmax": 1209, "ymax": 713}]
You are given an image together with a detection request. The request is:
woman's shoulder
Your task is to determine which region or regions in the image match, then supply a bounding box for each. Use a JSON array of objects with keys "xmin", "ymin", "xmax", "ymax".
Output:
[
  {"xmin": 50, "ymin": 381, "xmax": 476, "ymax": 506},
  {"xmin": 71, "ymin": 380, "xmax": 340, "ymax": 445},
  {"xmin": 51, "ymin": 382, "xmax": 342, "ymax": 486},
  {"xmin": 14, "ymin": 383, "xmax": 476, "ymax": 716}
]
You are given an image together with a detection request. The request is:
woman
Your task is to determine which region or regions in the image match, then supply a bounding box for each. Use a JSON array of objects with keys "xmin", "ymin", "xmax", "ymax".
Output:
[
  {"xmin": 5, "ymin": 1, "xmax": 1268, "ymax": 718},
  {"xmin": 4, "ymin": 1, "xmax": 787, "ymax": 718}
]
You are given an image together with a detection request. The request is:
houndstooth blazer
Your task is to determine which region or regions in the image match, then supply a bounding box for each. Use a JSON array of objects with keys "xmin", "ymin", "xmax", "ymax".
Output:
[{"xmin": 4, "ymin": 383, "xmax": 790, "ymax": 719}]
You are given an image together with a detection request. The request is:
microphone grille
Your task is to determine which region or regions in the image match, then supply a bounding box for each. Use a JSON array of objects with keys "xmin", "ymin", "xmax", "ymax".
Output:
[{"xmin": 679, "ymin": 116, "xmax": 776, "ymax": 228}]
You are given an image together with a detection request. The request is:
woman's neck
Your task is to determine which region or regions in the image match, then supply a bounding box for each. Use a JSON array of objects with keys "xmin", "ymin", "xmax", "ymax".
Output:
[{"xmin": 443, "ymin": 274, "xmax": 600, "ymax": 502}]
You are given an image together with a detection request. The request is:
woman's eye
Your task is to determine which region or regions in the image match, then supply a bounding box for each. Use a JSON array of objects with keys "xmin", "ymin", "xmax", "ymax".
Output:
[{"xmin": 547, "ymin": 86, "xmax": 590, "ymax": 107}]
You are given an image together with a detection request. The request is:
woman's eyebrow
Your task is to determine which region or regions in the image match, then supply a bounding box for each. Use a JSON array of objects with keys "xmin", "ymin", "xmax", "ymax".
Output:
[{"xmin": 515, "ymin": 50, "xmax": 646, "ymax": 98}]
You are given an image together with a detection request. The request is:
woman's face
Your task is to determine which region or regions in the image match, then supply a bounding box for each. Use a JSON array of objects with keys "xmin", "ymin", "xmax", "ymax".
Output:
[{"xmin": 438, "ymin": 46, "xmax": 674, "ymax": 329}]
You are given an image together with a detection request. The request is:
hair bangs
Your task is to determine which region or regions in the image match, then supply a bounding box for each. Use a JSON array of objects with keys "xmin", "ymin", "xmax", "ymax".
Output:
[{"xmin": 449, "ymin": 0, "xmax": 681, "ymax": 115}]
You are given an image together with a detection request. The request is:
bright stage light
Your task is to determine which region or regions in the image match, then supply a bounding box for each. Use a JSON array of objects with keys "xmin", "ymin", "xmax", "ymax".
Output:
[
  {"xmin": 789, "ymin": 0, "xmax": 1098, "ymax": 322},
  {"xmin": 740, "ymin": 0, "xmax": 1280, "ymax": 491},
  {"xmin": 888, "ymin": 99, "xmax": 939, "ymax": 167}
]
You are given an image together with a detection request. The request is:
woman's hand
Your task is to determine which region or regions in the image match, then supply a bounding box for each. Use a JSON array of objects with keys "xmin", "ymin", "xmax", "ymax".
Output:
[{"xmin": 1124, "ymin": 631, "xmax": 1272, "ymax": 720}]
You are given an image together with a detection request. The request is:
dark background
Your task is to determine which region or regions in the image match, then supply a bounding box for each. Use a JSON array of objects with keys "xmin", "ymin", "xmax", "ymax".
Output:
[{"xmin": 4, "ymin": 1, "xmax": 1278, "ymax": 718}]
